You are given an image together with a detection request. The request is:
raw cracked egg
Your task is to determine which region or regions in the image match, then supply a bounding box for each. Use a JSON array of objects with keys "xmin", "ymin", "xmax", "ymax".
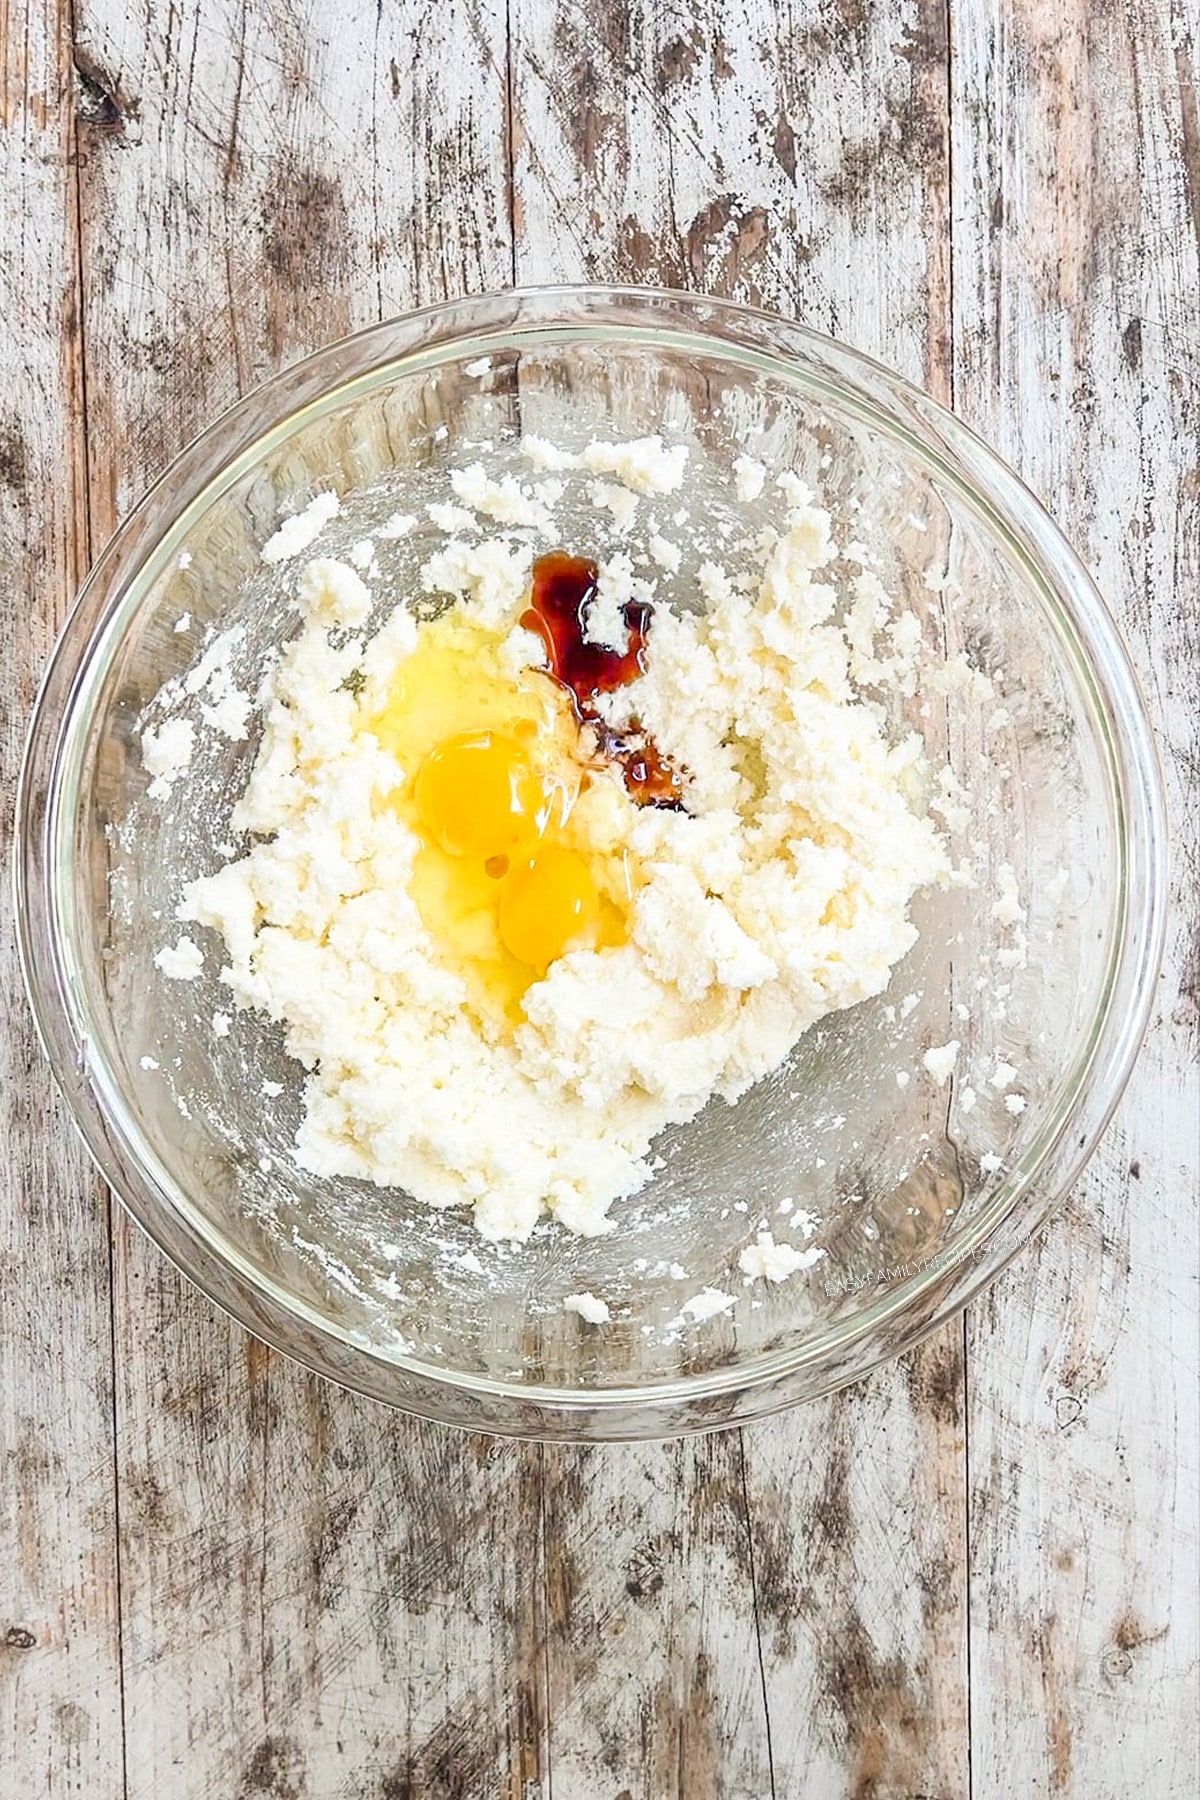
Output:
[
  {"xmin": 499, "ymin": 846, "xmax": 601, "ymax": 971},
  {"xmin": 364, "ymin": 608, "xmax": 630, "ymax": 1022},
  {"xmin": 415, "ymin": 729, "xmax": 548, "ymax": 861}
]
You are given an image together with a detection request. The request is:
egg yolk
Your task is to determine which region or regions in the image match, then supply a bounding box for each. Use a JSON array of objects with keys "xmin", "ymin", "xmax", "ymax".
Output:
[
  {"xmin": 416, "ymin": 730, "xmax": 549, "ymax": 860},
  {"xmin": 416, "ymin": 728, "xmax": 602, "ymax": 970},
  {"xmin": 499, "ymin": 847, "xmax": 600, "ymax": 970},
  {"xmin": 363, "ymin": 609, "xmax": 629, "ymax": 1018}
]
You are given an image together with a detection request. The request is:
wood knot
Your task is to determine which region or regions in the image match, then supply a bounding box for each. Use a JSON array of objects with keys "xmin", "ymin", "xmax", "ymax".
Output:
[
  {"xmin": 1054, "ymin": 1392, "xmax": 1083, "ymax": 1429},
  {"xmin": 73, "ymin": 45, "xmax": 140, "ymax": 138},
  {"xmin": 624, "ymin": 1538, "xmax": 666, "ymax": 1600},
  {"xmin": 4, "ymin": 1626, "xmax": 37, "ymax": 1650},
  {"xmin": 0, "ymin": 418, "xmax": 29, "ymax": 493}
]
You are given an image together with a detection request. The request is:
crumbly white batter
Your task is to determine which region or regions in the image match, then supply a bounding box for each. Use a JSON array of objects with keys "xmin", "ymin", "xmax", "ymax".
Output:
[
  {"xmin": 172, "ymin": 446, "xmax": 951, "ymax": 1245},
  {"xmin": 922, "ymin": 1040, "xmax": 960, "ymax": 1086},
  {"xmin": 261, "ymin": 490, "xmax": 340, "ymax": 564},
  {"xmin": 154, "ymin": 935, "xmax": 204, "ymax": 981},
  {"xmin": 563, "ymin": 1292, "xmax": 611, "ymax": 1324},
  {"xmin": 738, "ymin": 1232, "xmax": 826, "ymax": 1283},
  {"xmin": 141, "ymin": 718, "xmax": 195, "ymax": 800}
]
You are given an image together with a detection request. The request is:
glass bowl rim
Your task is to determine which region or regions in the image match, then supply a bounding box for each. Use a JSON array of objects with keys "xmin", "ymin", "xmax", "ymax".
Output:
[{"xmin": 14, "ymin": 282, "xmax": 1169, "ymax": 1437}]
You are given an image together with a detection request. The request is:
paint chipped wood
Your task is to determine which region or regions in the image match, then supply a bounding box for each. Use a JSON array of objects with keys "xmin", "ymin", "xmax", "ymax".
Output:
[
  {"xmin": 952, "ymin": 3, "xmax": 1200, "ymax": 1794},
  {"xmin": 0, "ymin": 4, "xmax": 125, "ymax": 1797},
  {"xmin": 1, "ymin": 0, "xmax": 1197, "ymax": 1796},
  {"xmin": 513, "ymin": 5, "xmax": 970, "ymax": 1790}
]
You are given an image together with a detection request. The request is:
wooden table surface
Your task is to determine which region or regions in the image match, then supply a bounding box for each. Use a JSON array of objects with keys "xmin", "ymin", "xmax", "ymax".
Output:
[{"xmin": 3, "ymin": 3, "xmax": 1198, "ymax": 1796}]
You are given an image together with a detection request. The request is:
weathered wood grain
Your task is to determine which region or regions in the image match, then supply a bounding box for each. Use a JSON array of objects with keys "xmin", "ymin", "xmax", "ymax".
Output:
[
  {"xmin": 540, "ymin": 1437, "xmax": 772, "ymax": 1799},
  {"xmin": 4, "ymin": 0, "xmax": 1198, "ymax": 1795},
  {"xmin": 0, "ymin": 4, "xmax": 125, "ymax": 1795},
  {"xmin": 742, "ymin": 1346, "xmax": 970, "ymax": 1800},
  {"xmin": 74, "ymin": 0, "xmax": 512, "ymax": 522},
  {"xmin": 113, "ymin": 1328, "xmax": 551, "ymax": 1798},
  {"xmin": 952, "ymin": 3, "xmax": 1200, "ymax": 1794},
  {"xmin": 513, "ymin": 0, "xmax": 953, "ymax": 387},
  {"xmin": 70, "ymin": 3, "xmax": 547, "ymax": 1796},
  {"xmin": 512, "ymin": 5, "xmax": 971, "ymax": 1795}
]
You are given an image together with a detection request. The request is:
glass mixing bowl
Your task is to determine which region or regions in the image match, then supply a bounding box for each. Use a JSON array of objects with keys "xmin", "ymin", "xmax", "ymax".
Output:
[{"xmin": 16, "ymin": 286, "xmax": 1166, "ymax": 1439}]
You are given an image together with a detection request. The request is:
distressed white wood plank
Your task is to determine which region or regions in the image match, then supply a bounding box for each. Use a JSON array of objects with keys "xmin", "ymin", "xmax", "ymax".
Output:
[
  {"xmin": 70, "ymin": 4, "xmax": 546, "ymax": 1796},
  {"xmin": 741, "ymin": 1344, "xmax": 969, "ymax": 1800},
  {"xmin": 513, "ymin": 5, "xmax": 970, "ymax": 1795},
  {"xmin": 75, "ymin": 0, "xmax": 512, "ymax": 520},
  {"xmin": 952, "ymin": 2, "xmax": 1200, "ymax": 1794},
  {"xmin": 541, "ymin": 1437, "xmax": 773, "ymax": 1800},
  {"xmin": 113, "ymin": 1325, "xmax": 550, "ymax": 1799},
  {"xmin": 0, "ymin": 5, "xmax": 125, "ymax": 1796},
  {"xmin": 514, "ymin": 0, "xmax": 953, "ymax": 387},
  {"xmin": 5, "ymin": 3, "xmax": 1194, "ymax": 1796}
]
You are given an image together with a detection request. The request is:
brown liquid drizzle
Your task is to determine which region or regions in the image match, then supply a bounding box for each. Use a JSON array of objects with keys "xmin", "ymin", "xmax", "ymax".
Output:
[{"xmin": 521, "ymin": 550, "xmax": 686, "ymax": 809}]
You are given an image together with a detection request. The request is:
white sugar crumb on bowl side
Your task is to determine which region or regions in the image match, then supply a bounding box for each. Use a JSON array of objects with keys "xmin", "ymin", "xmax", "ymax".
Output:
[
  {"xmin": 141, "ymin": 718, "xmax": 195, "ymax": 800},
  {"xmin": 738, "ymin": 1231, "xmax": 826, "ymax": 1283},
  {"xmin": 588, "ymin": 478, "xmax": 640, "ymax": 529},
  {"xmin": 519, "ymin": 433, "xmax": 576, "ymax": 473},
  {"xmin": 154, "ymin": 935, "xmax": 204, "ymax": 981},
  {"xmin": 177, "ymin": 629, "xmax": 243, "ymax": 696},
  {"xmin": 450, "ymin": 1248, "xmax": 486, "ymax": 1275},
  {"xmin": 519, "ymin": 432, "xmax": 688, "ymax": 494},
  {"xmin": 260, "ymin": 491, "xmax": 340, "ymax": 564},
  {"xmin": 297, "ymin": 557, "xmax": 373, "ymax": 628},
  {"xmin": 377, "ymin": 511, "xmax": 416, "ymax": 540},
  {"xmin": 680, "ymin": 1287, "xmax": 736, "ymax": 1323},
  {"xmin": 450, "ymin": 462, "xmax": 550, "ymax": 530},
  {"xmin": 427, "ymin": 500, "xmax": 478, "ymax": 534},
  {"xmin": 996, "ymin": 934, "xmax": 1029, "ymax": 971},
  {"xmin": 923, "ymin": 651, "xmax": 995, "ymax": 702},
  {"xmin": 732, "ymin": 455, "xmax": 766, "ymax": 502},
  {"xmin": 992, "ymin": 862, "xmax": 1026, "ymax": 926},
  {"xmin": 647, "ymin": 534, "xmax": 681, "ymax": 573},
  {"xmin": 580, "ymin": 438, "xmax": 688, "ymax": 493},
  {"xmin": 922, "ymin": 1040, "xmax": 960, "ymax": 1085},
  {"xmin": 201, "ymin": 681, "xmax": 252, "ymax": 743},
  {"xmin": 563, "ymin": 1291, "xmax": 611, "ymax": 1324}
]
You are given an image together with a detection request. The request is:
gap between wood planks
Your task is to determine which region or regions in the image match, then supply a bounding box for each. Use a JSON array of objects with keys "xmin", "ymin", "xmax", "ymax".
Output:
[
  {"xmin": 64, "ymin": 4, "xmax": 134, "ymax": 1797},
  {"xmin": 29, "ymin": 0, "xmax": 1196, "ymax": 1791}
]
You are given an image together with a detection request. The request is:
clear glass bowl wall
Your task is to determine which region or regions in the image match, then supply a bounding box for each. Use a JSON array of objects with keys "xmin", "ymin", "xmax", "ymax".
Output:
[{"xmin": 17, "ymin": 289, "xmax": 1165, "ymax": 1438}]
